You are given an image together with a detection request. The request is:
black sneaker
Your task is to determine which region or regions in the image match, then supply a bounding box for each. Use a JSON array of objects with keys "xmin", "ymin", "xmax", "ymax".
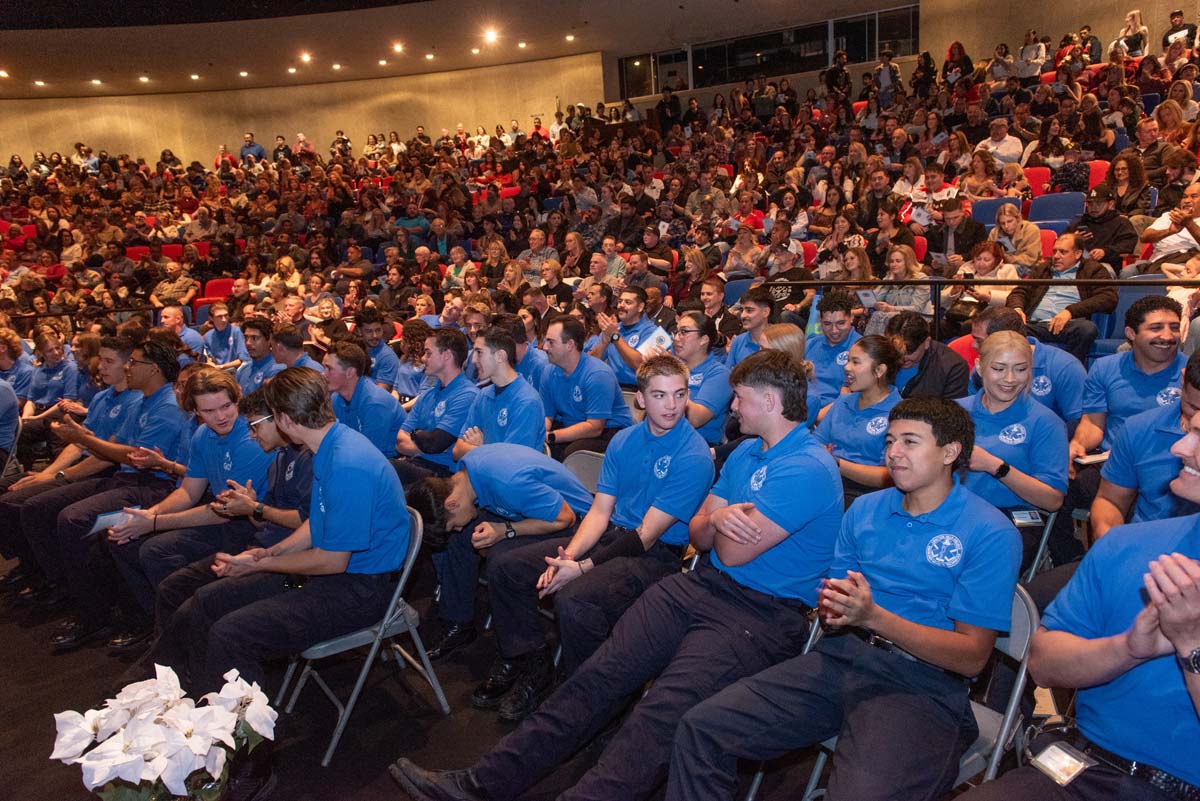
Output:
[
  {"xmin": 388, "ymin": 758, "xmax": 488, "ymax": 801},
  {"xmin": 107, "ymin": 622, "xmax": 153, "ymax": 651},
  {"xmin": 497, "ymin": 648, "xmax": 554, "ymax": 722},
  {"xmin": 470, "ymin": 657, "xmax": 522, "ymax": 709},
  {"xmin": 50, "ymin": 618, "xmax": 112, "ymax": 653},
  {"xmin": 424, "ymin": 622, "xmax": 477, "ymax": 662}
]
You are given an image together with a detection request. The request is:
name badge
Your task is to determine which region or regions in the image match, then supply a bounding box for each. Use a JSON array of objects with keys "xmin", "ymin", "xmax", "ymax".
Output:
[{"xmin": 1030, "ymin": 742, "xmax": 1094, "ymax": 786}]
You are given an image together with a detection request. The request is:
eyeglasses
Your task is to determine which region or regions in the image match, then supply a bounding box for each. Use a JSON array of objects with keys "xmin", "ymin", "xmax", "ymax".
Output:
[
  {"xmin": 673, "ymin": 328, "xmax": 702, "ymax": 338},
  {"xmin": 127, "ymin": 357, "xmax": 155, "ymax": 368},
  {"xmin": 248, "ymin": 414, "xmax": 274, "ymax": 430}
]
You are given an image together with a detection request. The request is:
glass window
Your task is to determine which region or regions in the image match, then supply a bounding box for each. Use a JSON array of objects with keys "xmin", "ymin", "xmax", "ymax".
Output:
[
  {"xmin": 619, "ymin": 55, "xmax": 653, "ymax": 99},
  {"xmin": 834, "ymin": 14, "xmax": 876, "ymax": 65},
  {"xmin": 655, "ymin": 49, "xmax": 690, "ymax": 92},
  {"xmin": 878, "ymin": 6, "xmax": 920, "ymax": 57},
  {"xmin": 692, "ymin": 43, "xmax": 728, "ymax": 88}
]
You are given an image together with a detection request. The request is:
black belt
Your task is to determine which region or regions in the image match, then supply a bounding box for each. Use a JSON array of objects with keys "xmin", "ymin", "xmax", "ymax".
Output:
[
  {"xmin": 1070, "ymin": 730, "xmax": 1200, "ymax": 801},
  {"xmin": 849, "ymin": 627, "xmax": 967, "ymax": 681}
]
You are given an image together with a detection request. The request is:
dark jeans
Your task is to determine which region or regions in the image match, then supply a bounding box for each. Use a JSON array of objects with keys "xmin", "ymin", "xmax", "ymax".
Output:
[
  {"xmin": 0, "ymin": 474, "xmax": 72, "ymax": 564},
  {"xmin": 488, "ymin": 529, "xmax": 681, "ymax": 673},
  {"xmin": 667, "ymin": 633, "xmax": 976, "ymax": 801},
  {"xmin": 469, "ymin": 564, "xmax": 812, "ymax": 801},
  {"xmin": 1026, "ymin": 319, "xmax": 1099, "ymax": 365},
  {"xmin": 1047, "ymin": 463, "xmax": 1102, "ymax": 565},
  {"xmin": 185, "ymin": 570, "xmax": 394, "ymax": 695},
  {"xmin": 18, "ymin": 475, "xmax": 124, "ymax": 583}
]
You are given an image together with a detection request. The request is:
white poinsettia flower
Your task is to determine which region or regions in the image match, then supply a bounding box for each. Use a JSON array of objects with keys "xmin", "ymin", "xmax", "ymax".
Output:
[
  {"xmin": 202, "ymin": 669, "xmax": 277, "ymax": 740},
  {"xmin": 157, "ymin": 746, "xmax": 206, "ymax": 796},
  {"xmin": 51, "ymin": 709, "xmax": 102, "ymax": 763},
  {"xmin": 77, "ymin": 718, "xmax": 160, "ymax": 791},
  {"xmin": 161, "ymin": 704, "xmax": 238, "ymax": 757},
  {"xmin": 205, "ymin": 743, "xmax": 227, "ymax": 781}
]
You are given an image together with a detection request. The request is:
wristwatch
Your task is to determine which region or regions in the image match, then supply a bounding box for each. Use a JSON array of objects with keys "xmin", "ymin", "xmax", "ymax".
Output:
[
  {"xmin": 253, "ymin": 502, "xmax": 265, "ymax": 521},
  {"xmin": 54, "ymin": 470, "xmax": 66, "ymax": 481},
  {"xmin": 504, "ymin": 522, "xmax": 517, "ymax": 540},
  {"xmin": 1179, "ymin": 647, "xmax": 1200, "ymax": 675},
  {"xmin": 547, "ymin": 431, "xmax": 557, "ymax": 445},
  {"xmin": 993, "ymin": 461, "xmax": 1011, "ymax": 479},
  {"xmin": 609, "ymin": 332, "xmax": 620, "ymax": 343}
]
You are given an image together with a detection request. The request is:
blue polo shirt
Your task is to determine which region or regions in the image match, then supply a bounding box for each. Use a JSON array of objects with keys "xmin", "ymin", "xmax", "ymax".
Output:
[
  {"xmin": 236, "ymin": 354, "xmax": 285, "ymax": 396},
  {"xmin": 332, "ymin": 376, "xmax": 407, "ymax": 458},
  {"xmin": 816, "ymin": 387, "xmax": 902, "ymax": 466},
  {"xmin": 516, "ymin": 345, "xmax": 551, "ymax": 395},
  {"xmin": 598, "ymin": 418, "xmax": 714, "ymax": 546},
  {"xmin": 1043, "ymin": 513, "xmax": 1200, "ymax": 785},
  {"xmin": 726, "ymin": 330, "xmax": 761, "ymax": 369},
  {"xmin": 1083, "ymin": 351, "xmax": 1186, "ymax": 450},
  {"xmin": 599, "ymin": 316, "xmax": 658, "ymax": 386},
  {"xmin": 0, "ymin": 379, "xmax": 17, "ymax": 453},
  {"xmin": 1027, "ymin": 337, "xmax": 1086, "ymax": 423},
  {"xmin": 184, "ymin": 416, "xmax": 273, "ymax": 492},
  {"xmin": 394, "ymin": 360, "xmax": 429, "ymax": 399},
  {"xmin": 84, "ymin": 386, "xmax": 143, "ymax": 443},
  {"xmin": 958, "ymin": 393, "xmax": 1068, "ymax": 509},
  {"xmin": 834, "ymin": 482, "xmax": 1020, "ymax": 633},
  {"xmin": 462, "ymin": 444, "xmax": 593, "ymax": 521},
  {"xmin": 464, "ymin": 375, "xmax": 545, "ymax": 452},
  {"xmin": 116, "ymin": 383, "xmax": 190, "ymax": 479},
  {"xmin": 687, "ymin": 355, "xmax": 733, "ymax": 445},
  {"xmin": 807, "ymin": 330, "xmax": 861, "ymax": 411},
  {"xmin": 203, "ymin": 325, "xmax": 249, "ymax": 366},
  {"xmin": 542, "ymin": 354, "xmax": 633, "ymax": 429},
  {"xmin": 292, "ymin": 352, "xmax": 325, "ymax": 373},
  {"xmin": 28, "ymin": 360, "xmax": 80, "ymax": 405},
  {"xmin": 178, "ymin": 327, "xmax": 205, "ymax": 366},
  {"xmin": 709, "ymin": 424, "xmax": 843, "ymax": 603},
  {"xmin": 258, "ymin": 446, "xmax": 313, "ymax": 547},
  {"xmin": 0, "ymin": 352, "xmax": 34, "ymax": 401},
  {"xmin": 402, "ymin": 371, "xmax": 479, "ymax": 471},
  {"xmin": 310, "ymin": 423, "xmax": 408, "ymax": 574},
  {"xmin": 369, "ymin": 341, "xmax": 402, "ymax": 391},
  {"xmin": 1103, "ymin": 401, "xmax": 1200, "ymax": 523}
]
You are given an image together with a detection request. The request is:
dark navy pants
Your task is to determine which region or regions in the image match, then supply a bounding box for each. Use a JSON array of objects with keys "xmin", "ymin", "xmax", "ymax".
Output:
[
  {"xmin": 955, "ymin": 732, "xmax": 1179, "ymax": 801},
  {"xmin": 667, "ymin": 632, "xmax": 976, "ymax": 801},
  {"xmin": 487, "ymin": 528, "xmax": 681, "ymax": 673},
  {"xmin": 469, "ymin": 562, "xmax": 811, "ymax": 801}
]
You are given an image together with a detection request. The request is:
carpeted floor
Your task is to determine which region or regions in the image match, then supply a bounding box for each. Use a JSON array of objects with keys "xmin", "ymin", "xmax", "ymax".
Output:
[{"xmin": 1, "ymin": 555, "xmax": 820, "ymax": 801}]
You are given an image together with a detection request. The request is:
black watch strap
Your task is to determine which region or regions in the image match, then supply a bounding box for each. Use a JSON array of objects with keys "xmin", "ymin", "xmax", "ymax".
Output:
[
  {"xmin": 253, "ymin": 502, "xmax": 265, "ymax": 521},
  {"xmin": 993, "ymin": 461, "xmax": 1011, "ymax": 479},
  {"xmin": 504, "ymin": 522, "xmax": 517, "ymax": 540}
]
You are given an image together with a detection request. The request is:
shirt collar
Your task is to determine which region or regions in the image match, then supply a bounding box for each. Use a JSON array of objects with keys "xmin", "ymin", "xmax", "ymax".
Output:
[
  {"xmin": 751, "ymin": 422, "xmax": 813, "ymax": 463},
  {"xmin": 886, "ymin": 476, "xmax": 967, "ymax": 527}
]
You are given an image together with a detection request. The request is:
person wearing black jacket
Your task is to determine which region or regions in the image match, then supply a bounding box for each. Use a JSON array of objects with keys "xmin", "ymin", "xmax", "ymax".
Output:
[
  {"xmin": 1066, "ymin": 186, "xmax": 1140, "ymax": 276},
  {"xmin": 922, "ymin": 197, "xmax": 988, "ymax": 275},
  {"xmin": 885, "ymin": 312, "xmax": 970, "ymax": 399}
]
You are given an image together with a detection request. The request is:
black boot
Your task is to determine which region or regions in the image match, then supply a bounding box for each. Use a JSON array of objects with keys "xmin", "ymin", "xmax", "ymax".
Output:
[
  {"xmin": 425, "ymin": 621, "xmax": 477, "ymax": 661},
  {"xmin": 388, "ymin": 758, "xmax": 488, "ymax": 801},
  {"xmin": 470, "ymin": 656, "xmax": 522, "ymax": 709},
  {"xmin": 497, "ymin": 646, "xmax": 554, "ymax": 722}
]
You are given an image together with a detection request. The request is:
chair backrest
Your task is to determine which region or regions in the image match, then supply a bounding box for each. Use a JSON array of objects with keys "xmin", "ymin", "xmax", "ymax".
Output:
[
  {"xmin": 1143, "ymin": 92, "xmax": 1162, "ymax": 115},
  {"xmin": 126, "ymin": 245, "xmax": 151, "ymax": 261},
  {"xmin": 993, "ymin": 585, "xmax": 1039, "ymax": 662},
  {"xmin": 1038, "ymin": 219, "xmax": 1071, "ymax": 235},
  {"xmin": 1028, "ymin": 192, "xmax": 1085, "ymax": 222},
  {"xmin": 912, "ymin": 235, "xmax": 927, "ymax": 262},
  {"xmin": 623, "ymin": 388, "xmax": 645, "ymax": 423},
  {"xmin": 1024, "ymin": 166, "xmax": 1052, "ymax": 197},
  {"xmin": 1108, "ymin": 276, "xmax": 1166, "ymax": 334},
  {"xmin": 801, "ymin": 240, "xmax": 817, "ymax": 266},
  {"xmin": 1087, "ymin": 160, "xmax": 1110, "ymax": 189},
  {"xmin": 1039, "ymin": 228, "xmax": 1056, "ymax": 259},
  {"xmin": 193, "ymin": 240, "xmax": 211, "ymax": 260},
  {"xmin": 204, "ymin": 277, "xmax": 234, "ymax": 298},
  {"xmin": 970, "ymin": 197, "xmax": 1020, "ymax": 225},
  {"xmin": 1148, "ymin": 186, "xmax": 1159, "ymax": 214},
  {"xmin": 562, "ymin": 450, "xmax": 604, "ymax": 494},
  {"xmin": 2, "ymin": 415, "xmax": 22, "ymax": 480},
  {"xmin": 194, "ymin": 301, "xmax": 213, "ymax": 328}
]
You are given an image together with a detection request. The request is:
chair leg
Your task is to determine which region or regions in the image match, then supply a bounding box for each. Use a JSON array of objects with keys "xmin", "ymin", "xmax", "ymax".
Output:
[
  {"xmin": 286, "ymin": 662, "xmax": 314, "ymax": 714},
  {"xmin": 396, "ymin": 625, "xmax": 451, "ymax": 715},
  {"xmin": 320, "ymin": 638, "xmax": 386, "ymax": 767},
  {"xmin": 1023, "ymin": 512, "xmax": 1058, "ymax": 583},
  {"xmin": 743, "ymin": 765, "xmax": 765, "ymax": 801},
  {"xmin": 801, "ymin": 749, "xmax": 828, "ymax": 801},
  {"xmin": 275, "ymin": 659, "xmax": 299, "ymax": 707}
]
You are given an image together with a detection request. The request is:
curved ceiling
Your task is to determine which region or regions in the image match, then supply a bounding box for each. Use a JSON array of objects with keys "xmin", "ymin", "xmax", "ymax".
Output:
[
  {"xmin": 0, "ymin": 0, "xmax": 805, "ymax": 101},
  {"xmin": 3, "ymin": 0, "xmax": 425, "ymax": 29}
]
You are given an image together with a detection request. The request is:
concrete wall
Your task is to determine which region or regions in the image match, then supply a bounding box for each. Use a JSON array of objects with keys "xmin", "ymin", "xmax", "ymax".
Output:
[{"xmin": 0, "ymin": 52, "xmax": 604, "ymax": 164}]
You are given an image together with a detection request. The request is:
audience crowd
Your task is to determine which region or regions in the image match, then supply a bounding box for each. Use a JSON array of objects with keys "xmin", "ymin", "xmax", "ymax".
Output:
[{"xmin": 1, "ymin": 8, "xmax": 1199, "ymax": 801}]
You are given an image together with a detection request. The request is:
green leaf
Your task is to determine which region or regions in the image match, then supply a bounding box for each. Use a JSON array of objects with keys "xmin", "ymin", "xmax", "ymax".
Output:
[{"xmin": 95, "ymin": 779, "xmax": 154, "ymax": 801}]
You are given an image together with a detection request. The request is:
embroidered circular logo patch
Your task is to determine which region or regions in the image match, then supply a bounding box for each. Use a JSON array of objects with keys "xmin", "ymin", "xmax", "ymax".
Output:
[
  {"xmin": 1158, "ymin": 387, "xmax": 1181, "ymax": 406},
  {"xmin": 572, "ymin": 385, "xmax": 583, "ymax": 402},
  {"xmin": 999, "ymin": 423, "xmax": 1027, "ymax": 445},
  {"xmin": 654, "ymin": 455, "xmax": 671, "ymax": 478},
  {"xmin": 434, "ymin": 400, "xmax": 446, "ymax": 417},
  {"xmin": 688, "ymin": 372, "xmax": 704, "ymax": 387},
  {"xmin": 1031, "ymin": 375, "xmax": 1052, "ymax": 397},
  {"xmin": 497, "ymin": 408, "xmax": 509, "ymax": 426},
  {"xmin": 926, "ymin": 533, "xmax": 963, "ymax": 568},
  {"xmin": 866, "ymin": 416, "xmax": 888, "ymax": 435},
  {"xmin": 750, "ymin": 465, "xmax": 768, "ymax": 491},
  {"xmin": 836, "ymin": 351, "xmax": 850, "ymax": 366},
  {"xmin": 627, "ymin": 334, "xmax": 641, "ymax": 347}
]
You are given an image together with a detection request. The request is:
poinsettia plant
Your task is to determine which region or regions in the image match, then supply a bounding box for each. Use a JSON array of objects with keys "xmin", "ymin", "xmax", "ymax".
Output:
[{"xmin": 51, "ymin": 665, "xmax": 276, "ymax": 800}]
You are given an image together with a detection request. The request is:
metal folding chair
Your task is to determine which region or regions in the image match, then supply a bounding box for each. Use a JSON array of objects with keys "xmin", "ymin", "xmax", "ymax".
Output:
[
  {"xmin": 562, "ymin": 450, "xmax": 604, "ymax": 494},
  {"xmin": 274, "ymin": 507, "xmax": 450, "ymax": 766}
]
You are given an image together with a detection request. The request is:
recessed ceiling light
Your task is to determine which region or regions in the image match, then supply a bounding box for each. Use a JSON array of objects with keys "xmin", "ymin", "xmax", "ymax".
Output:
[
  {"xmin": 300, "ymin": 52, "xmax": 312, "ymax": 63},
  {"xmin": 425, "ymin": 53, "xmax": 434, "ymax": 60},
  {"xmin": 0, "ymin": 70, "xmax": 8, "ymax": 78},
  {"xmin": 190, "ymin": 74, "xmax": 200, "ymax": 80},
  {"xmin": 518, "ymin": 42, "xmax": 527, "ymax": 49},
  {"xmin": 565, "ymin": 34, "xmax": 575, "ymax": 42},
  {"xmin": 239, "ymin": 71, "xmax": 249, "ymax": 77},
  {"xmin": 91, "ymin": 79, "xmax": 102, "ymax": 85},
  {"xmin": 393, "ymin": 42, "xmax": 403, "ymax": 53},
  {"xmin": 485, "ymin": 28, "xmax": 498, "ymax": 43},
  {"xmin": 378, "ymin": 59, "xmax": 387, "ymax": 66},
  {"xmin": 697, "ymin": 65, "xmax": 703, "ymax": 69},
  {"xmin": 471, "ymin": 48, "xmax": 480, "ymax": 55},
  {"xmin": 34, "ymin": 80, "xmax": 45, "ymax": 86},
  {"xmin": 288, "ymin": 67, "xmax": 297, "ymax": 74},
  {"xmin": 332, "ymin": 63, "xmax": 341, "ymax": 70},
  {"xmin": 633, "ymin": 60, "xmax": 640, "ymax": 66},
  {"xmin": 139, "ymin": 76, "xmax": 149, "ymax": 82}
]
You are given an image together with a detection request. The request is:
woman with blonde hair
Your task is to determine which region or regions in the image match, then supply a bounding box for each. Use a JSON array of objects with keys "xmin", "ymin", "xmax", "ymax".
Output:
[
  {"xmin": 1167, "ymin": 79, "xmax": 1199, "ymax": 121},
  {"xmin": 958, "ymin": 330, "xmax": 1067, "ymax": 566},
  {"xmin": 1116, "ymin": 9, "xmax": 1149, "ymax": 57},
  {"xmin": 1154, "ymin": 99, "xmax": 1189, "ymax": 144},
  {"xmin": 670, "ymin": 246, "xmax": 710, "ymax": 304},
  {"xmin": 987, "ymin": 203, "xmax": 1042, "ymax": 276},
  {"xmin": 872, "ymin": 244, "xmax": 931, "ymax": 326},
  {"xmin": 761, "ymin": 322, "xmax": 820, "ymax": 426}
]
